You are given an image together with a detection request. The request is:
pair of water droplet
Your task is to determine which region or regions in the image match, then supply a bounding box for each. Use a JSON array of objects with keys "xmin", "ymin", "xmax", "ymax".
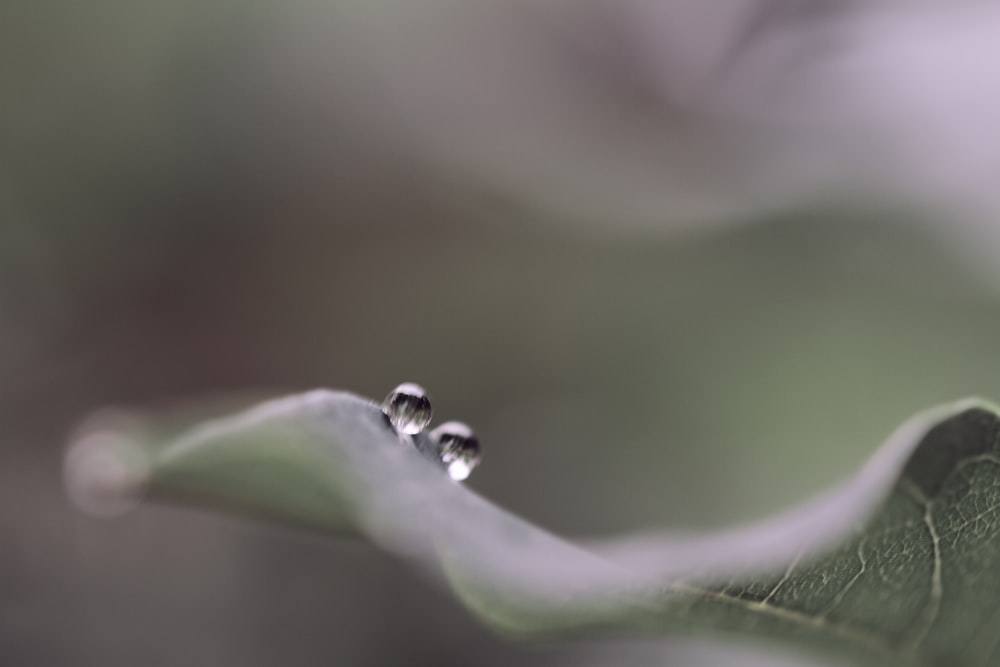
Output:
[{"xmin": 382, "ymin": 383, "xmax": 482, "ymax": 482}]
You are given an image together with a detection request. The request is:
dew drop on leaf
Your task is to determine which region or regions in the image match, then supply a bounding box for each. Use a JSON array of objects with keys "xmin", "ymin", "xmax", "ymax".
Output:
[
  {"xmin": 430, "ymin": 421, "xmax": 482, "ymax": 481},
  {"xmin": 382, "ymin": 382, "xmax": 433, "ymax": 436}
]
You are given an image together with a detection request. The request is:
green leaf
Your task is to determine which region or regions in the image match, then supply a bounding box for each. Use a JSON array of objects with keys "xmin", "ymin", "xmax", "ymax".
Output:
[{"xmin": 64, "ymin": 390, "xmax": 1000, "ymax": 667}]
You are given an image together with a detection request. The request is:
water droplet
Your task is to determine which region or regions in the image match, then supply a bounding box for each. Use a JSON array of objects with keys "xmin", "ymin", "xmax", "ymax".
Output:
[
  {"xmin": 430, "ymin": 421, "xmax": 482, "ymax": 481},
  {"xmin": 382, "ymin": 382, "xmax": 433, "ymax": 435}
]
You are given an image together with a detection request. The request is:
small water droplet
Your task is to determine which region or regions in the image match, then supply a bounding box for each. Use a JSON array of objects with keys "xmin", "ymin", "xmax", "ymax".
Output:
[
  {"xmin": 430, "ymin": 421, "xmax": 482, "ymax": 481},
  {"xmin": 382, "ymin": 382, "xmax": 433, "ymax": 435}
]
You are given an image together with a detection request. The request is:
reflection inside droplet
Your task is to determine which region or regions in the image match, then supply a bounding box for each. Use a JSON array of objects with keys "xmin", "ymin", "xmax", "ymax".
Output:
[
  {"xmin": 446, "ymin": 459, "xmax": 473, "ymax": 482},
  {"xmin": 430, "ymin": 421, "xmax": 482, "ymax": 481},
  {"xmin": 382, "ymin": 382, "xmax": 433, "ymax": 436}
]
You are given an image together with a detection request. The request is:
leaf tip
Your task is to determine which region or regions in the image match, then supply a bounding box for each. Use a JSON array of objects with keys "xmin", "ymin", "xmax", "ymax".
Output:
[{"xmin": 64, "ymin": 410, "xmax": 151, "ymax": 517}]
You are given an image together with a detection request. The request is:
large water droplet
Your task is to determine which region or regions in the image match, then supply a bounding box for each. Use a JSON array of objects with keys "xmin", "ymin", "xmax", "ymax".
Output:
[
  {"xmin": 382, "ymin": 382, "xmax": 433, "ymax": 435},
  {"xmin": 430, "ymin": 421, "xmax": 482, "ymax": 481}
]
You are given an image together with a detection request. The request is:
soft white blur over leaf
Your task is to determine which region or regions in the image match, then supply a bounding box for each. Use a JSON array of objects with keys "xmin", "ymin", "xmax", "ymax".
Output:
[{"xmin": 284, "ymin": 1, "xmax": 1000, "ymax": 265}]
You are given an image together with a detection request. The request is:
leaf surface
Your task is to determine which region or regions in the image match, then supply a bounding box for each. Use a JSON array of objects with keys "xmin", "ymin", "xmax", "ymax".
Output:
[{"xmin": 65, "ymin": 390, "xmax": 1000, "ymax": 667}]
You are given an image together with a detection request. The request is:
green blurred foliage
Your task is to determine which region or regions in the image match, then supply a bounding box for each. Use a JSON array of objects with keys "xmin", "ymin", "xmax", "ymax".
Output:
[{"xmin": 3, "ymin": 3, "xmax": 1000, "ymax": 666}]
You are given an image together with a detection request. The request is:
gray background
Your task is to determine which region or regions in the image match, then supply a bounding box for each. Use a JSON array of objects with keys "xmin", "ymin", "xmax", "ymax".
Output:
[{"xmin": 4, "ymin": 3, "xmax": 1000, "ymax": 666}]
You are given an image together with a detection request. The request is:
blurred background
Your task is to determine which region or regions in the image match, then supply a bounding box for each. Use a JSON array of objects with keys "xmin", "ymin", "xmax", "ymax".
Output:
[{"xmin": 5, "ymin": 2, "xmax": 1000, "ymax": 665}]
